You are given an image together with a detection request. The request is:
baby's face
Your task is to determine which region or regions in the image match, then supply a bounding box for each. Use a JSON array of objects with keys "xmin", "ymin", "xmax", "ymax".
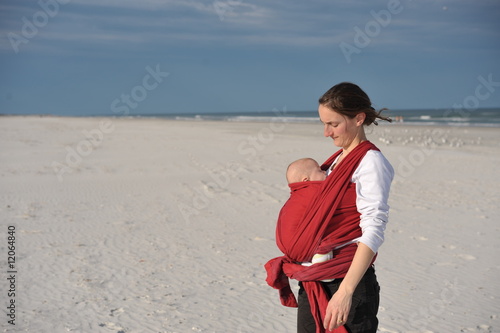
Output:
[{"xmin": 309, "ymin": 164, "xmax": 327, "ymax": 181}]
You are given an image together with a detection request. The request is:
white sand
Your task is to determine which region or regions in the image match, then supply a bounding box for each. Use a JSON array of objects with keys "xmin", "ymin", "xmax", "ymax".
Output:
[{"xmin": 0, "ymin": 116, "xmax": 499, "ymax": 333}]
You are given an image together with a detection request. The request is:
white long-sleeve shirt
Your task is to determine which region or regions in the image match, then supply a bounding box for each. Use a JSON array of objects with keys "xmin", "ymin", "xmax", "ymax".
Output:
[{"xmin": 327, "ymin": 149, "xmax": 394, "ymax": 254}]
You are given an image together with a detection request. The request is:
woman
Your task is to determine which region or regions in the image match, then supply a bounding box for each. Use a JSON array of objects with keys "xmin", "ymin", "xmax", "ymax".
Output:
[{"xmin": 265, "ymin": 82, "xmax": 393, "ymax": 333}]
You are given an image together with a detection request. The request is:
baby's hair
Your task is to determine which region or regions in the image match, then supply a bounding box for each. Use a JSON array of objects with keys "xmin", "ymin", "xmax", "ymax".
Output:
[{"xmin": 286, "ymin": 158, "xmax": 319, "ymax": 184}]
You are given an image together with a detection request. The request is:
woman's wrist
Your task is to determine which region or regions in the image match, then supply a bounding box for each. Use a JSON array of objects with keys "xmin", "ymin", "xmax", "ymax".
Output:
[{"xmin": 338, "ymin": 281, "xmax": 356, "ymax": 296}]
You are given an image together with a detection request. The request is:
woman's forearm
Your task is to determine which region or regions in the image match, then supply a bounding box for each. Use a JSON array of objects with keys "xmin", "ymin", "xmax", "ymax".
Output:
[
  {"xmin": 338, "ymin": 242, "xmax": 375, "ymax": 294},
  {"xmin": 323, "ymin": 242, "xmax": 376, "ymax": 330}
]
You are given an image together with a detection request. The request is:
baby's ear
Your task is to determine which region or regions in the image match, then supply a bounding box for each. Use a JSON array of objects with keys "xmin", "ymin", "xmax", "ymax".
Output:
[{"xmin": 302, "ymin": 176, "xmax": 310, "ymax": 182}]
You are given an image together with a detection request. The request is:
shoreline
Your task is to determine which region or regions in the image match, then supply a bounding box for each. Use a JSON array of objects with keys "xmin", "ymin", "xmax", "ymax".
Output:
[{"xmin": 2, "ymin": 113, "xmax": 500, "ymax": 129}]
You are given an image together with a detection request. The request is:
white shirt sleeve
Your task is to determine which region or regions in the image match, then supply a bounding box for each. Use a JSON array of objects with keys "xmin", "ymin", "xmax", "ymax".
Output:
[{"xmin": 352, "ymin": 150, "xmax": 394, "ymax": 254}]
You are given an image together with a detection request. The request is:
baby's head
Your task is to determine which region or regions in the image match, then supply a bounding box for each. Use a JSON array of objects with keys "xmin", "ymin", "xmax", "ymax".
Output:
[{"xmin": 286, "ymin": 158, "xmax": 327, "ymax": 184}]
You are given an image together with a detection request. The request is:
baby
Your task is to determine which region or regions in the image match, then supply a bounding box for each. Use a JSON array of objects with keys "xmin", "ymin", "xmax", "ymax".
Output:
[{"xmin": 283, "ymin": 158, "xmax": 333, "ymax": 274}]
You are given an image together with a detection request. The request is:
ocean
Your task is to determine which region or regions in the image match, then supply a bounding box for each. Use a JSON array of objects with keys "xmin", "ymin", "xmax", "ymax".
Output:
[{"xmin": 140, "ymin": 108, "xmax": 500, "ymax": 127}]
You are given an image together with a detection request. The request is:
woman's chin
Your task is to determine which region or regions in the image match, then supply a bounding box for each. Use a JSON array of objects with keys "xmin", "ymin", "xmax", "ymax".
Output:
[{"xmin": 332, "ymin": 140, "xmax": 341, "ymax": 147}]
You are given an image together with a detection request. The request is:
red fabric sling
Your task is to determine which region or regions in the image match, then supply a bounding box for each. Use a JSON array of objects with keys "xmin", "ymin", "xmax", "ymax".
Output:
[{"xmin": 264, "ymin": 141, "xmax": 379, "ymax": 333}]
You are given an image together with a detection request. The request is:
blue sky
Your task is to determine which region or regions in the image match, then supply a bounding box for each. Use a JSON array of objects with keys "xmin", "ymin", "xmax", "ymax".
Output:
[{"xmin": 1, "ymin": 0, "xmax": 499, "ymax": 116}]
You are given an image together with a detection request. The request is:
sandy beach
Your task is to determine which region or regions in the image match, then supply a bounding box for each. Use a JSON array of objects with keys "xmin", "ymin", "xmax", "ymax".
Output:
[{"xmin": 0, "ymin": 116, "xmax": 499, "ymax": 333}]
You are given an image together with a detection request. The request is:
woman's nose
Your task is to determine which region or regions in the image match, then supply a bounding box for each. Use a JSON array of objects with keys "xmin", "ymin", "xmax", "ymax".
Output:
[{"xmin": 324, "ymin": 125, "xmax": 332, "ymax": 137}]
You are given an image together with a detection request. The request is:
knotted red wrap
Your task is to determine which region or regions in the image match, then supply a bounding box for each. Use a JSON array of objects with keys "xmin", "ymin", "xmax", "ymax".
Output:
[{"xmin": 265, "ymin": 141, "xmax": 379, "ymax": 333}]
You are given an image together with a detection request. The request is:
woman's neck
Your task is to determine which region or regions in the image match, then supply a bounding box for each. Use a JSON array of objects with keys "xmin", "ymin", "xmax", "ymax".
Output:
[{"xmin": 342, "ymin": 134, "xmax": 367, "ymax": 154}]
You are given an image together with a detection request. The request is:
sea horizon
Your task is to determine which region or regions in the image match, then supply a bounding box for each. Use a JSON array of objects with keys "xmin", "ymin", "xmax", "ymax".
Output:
[{"xmin": 2, "ymin": 107, "xmax": 500, "ymax": 127}]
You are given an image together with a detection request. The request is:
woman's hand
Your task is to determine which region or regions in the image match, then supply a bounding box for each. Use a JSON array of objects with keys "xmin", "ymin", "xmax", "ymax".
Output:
[
  {"xmin": 323, "ymin": 243, "xmax": 376, "ymax": 330},
  {"xmin": 323, "ymin": 286, "xmax": 353, "ymax": 330}
]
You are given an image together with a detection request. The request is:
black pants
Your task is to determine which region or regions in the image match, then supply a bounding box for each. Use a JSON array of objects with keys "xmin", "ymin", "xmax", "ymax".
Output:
[{"xmin": 297, "ymin": 267, "xmax": 380, "ymax": 333}]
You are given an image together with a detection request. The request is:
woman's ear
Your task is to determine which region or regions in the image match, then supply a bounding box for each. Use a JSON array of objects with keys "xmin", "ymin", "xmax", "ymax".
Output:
[{"xmin": 356, "ymin": 112, "xmax": 366, "ymax": 126}]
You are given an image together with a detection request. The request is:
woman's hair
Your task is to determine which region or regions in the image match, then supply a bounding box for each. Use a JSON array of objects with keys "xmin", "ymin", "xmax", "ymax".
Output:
[{"xmin": 318, "ymin": 82, "xmax": 392, "ymax": 125}]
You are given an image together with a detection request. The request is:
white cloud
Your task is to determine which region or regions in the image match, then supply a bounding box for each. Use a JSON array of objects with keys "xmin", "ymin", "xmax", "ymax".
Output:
[{"xmin": 0, "ymin": 0, "xmax": 498, "ymax": 55}]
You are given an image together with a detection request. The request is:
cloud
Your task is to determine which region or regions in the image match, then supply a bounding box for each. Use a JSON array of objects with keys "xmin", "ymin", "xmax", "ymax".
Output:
[{"xmin": 1, "ymin": 0, "xmax": 499, "ymax": 56}]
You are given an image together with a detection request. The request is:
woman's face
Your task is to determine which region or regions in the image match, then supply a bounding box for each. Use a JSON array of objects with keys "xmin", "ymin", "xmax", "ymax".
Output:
[{"xmin": 318, "ymin": 104, "xmax": 363, "ymax": 150}]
